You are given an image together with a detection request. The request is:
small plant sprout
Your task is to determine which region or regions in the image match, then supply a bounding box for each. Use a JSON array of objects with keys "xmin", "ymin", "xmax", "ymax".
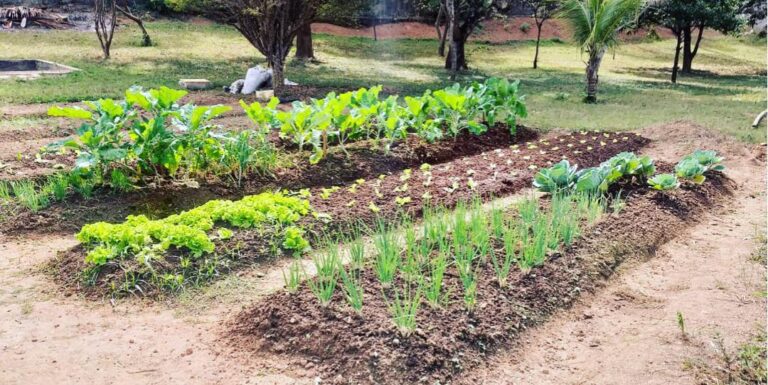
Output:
[
  {"xmin": 385, "ymin": 279, "xmax": 423, "ymax": 338},
  {"xmin": 282, "ymin": 259, "xmax": 303, "ymax": 293},
  {"xmin": 46, "ymin": 173, "xmax": 70, "ymax": 201},
  {"xmin": 395, "ymin": 196, "xmax": 412, "ymax": 206},
  {"xmin": 424, "ymin": 250, "xmax": 448, "ymax": 308},
  {"xmin": 400, "ymin": 168, "xmax": 412, "ymax": 182},
  {"xmin": 676, "ymin": 311, "xmax": 687, "ymax": 340},
  {"xmin": 373, "ymin": 222, "xmax": 399, "ymax": 288},
  {"xmin": 307, "ymin": 240, "xmax": 341, "ymax": 307},
  {"xmin": 493, "ymin": 226, "xmax": 518, "ymax": 288},
  {"xmin": 12, "ymin": 180, "xmax": 49, "ymax": 212},
  {"xmin": 319, "ymin": 186, "xmax": 340, "ymax": 199},
  {"xmin": 610, "ymin": 190, "xmax": 626, "ymax": 214},
  {"xmin": 0, "ymin": 181, "xmax": 10, "ymax": 201},
  {"xmin": 340, "ymin": 268, "xmax": 364, "ymax": 313}
]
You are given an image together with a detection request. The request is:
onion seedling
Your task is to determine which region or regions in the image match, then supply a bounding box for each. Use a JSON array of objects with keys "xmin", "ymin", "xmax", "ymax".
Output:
[
  {"xmin": 373, "ymin": 221, "xmax": 400, "ymax": 288},
  {"xmin": 385, "ymin": 279, "xmax": 423, "ymax": 337}
]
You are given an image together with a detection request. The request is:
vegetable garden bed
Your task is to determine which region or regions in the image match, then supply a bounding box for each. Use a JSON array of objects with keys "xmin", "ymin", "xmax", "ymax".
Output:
[
  {"xmin": 49, "ymin": 130, "xmax": 648, "ymax": 298},
  {"xmin": 0, "ymin": 124, "xmax": 534, "ymax": 236},
  {"xmin": 226, "ymin": 170, "xmax": 733, "ymax": 385}
]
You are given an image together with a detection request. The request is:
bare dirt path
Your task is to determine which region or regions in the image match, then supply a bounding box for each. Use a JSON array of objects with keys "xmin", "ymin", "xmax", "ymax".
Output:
[
  {"xmin": 0, "ymin": 122, "xmax": 763, "ymax": 385},
  {"xmin": 464, "ymin": 122, "xmax": 767, "ymax": 385}
]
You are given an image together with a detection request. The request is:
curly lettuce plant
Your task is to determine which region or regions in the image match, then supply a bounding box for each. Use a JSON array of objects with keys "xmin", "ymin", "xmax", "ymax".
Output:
[{"xmin": 76, "ymin": 191, "xmax": 311, "ymax": 292}]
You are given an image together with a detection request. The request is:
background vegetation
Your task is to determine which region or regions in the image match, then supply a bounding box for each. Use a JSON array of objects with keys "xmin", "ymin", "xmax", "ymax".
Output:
[{"xmin": 0, "ymin": 20, "xmax": 764, "ymax": 142}]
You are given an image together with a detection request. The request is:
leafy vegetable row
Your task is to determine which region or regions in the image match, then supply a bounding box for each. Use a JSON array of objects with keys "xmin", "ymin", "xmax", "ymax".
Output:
[
  {"xmin": 75, "ymin": 191, "xmax": 310, "ymax": 294},
  {"xmin": 48, "ymin": 86, "xmax": 275, "ymax": 190},
  {"xmin": 533, "ymin": 149, "xmax": 725, "ymax": 194},
  {"xmin": 242, "ymin": 77, "xmax": 527, "ymax": 163}
]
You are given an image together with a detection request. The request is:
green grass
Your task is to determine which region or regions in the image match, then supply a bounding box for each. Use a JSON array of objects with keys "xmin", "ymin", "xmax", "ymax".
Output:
[{"xmin": 0, "ymin": 20, "xmax": 765, "ymax": 141}]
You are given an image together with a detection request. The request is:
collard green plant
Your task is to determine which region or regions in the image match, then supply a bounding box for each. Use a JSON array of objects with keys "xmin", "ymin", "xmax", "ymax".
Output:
[
  {"xmin": 688, "ymin": 150, "xmax": 725, "ymax": 172},
  {"xmin": 675, "ymin": 158, "xmax": 707, "ymax": 184},
  {"xmin": 533, "ymin": 160, "xmax": 579, "ymax": 192},
  {"xmin": 46, "ymin": 86, "xmax": 272, "ymax": 195},
  {"xmin": 648, "ymin": 173, "xmax": 680, "ymax": 190}
]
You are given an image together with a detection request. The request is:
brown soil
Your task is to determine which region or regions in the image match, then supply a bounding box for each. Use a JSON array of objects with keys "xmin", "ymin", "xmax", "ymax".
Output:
[
  {"xmin": 227, "ymin": 170, "xmax": 734, "ymax": 384},
  {"xmin": 304, "ymin": 131, "xmax": 648, "ymax": 234},
  {"xmin": 0, "ymin": 122, "xmax": 763, "ymax": 385}
]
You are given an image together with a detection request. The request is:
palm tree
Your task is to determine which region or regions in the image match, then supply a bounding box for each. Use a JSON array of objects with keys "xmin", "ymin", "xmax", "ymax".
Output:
[{"xmin": 560, "ymin": 0, "xmax": 644, "ymax": 103}]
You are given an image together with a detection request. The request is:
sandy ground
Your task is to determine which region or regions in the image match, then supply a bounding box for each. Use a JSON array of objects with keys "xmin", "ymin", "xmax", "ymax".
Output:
[{"xmin": 0, "ymin": 122, "xmax": 765, "ymax": 384}]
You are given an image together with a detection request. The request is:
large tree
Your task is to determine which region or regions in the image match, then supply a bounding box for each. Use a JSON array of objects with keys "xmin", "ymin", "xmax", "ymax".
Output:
[
  {"xmin": 560, "ymin": 0, "xmax": 644, "ymax": 103},
  {"xmin": 641, "ymin": 0, "xmax": 742, "ymax": 82},
  {"xmin": 94, "ymin": 0, "xmax": 117, "ymax": 59},
  {"xmin": 443, "ymin": 0, "xmax": 491, "ymax": 71},
  {"xmin": 169, "ymin": 0, "xmax": 322, "ymax": 95},
  {"xmin": 294, "ymin": 0, "xmax": 373, "ymax": 60},
  {"xmin": 525, "ymin": 0, "xmax": 559, "ymax": 69}
]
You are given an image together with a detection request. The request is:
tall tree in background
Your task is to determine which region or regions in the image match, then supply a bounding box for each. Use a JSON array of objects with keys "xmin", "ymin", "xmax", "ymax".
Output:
[
  {"xmin": 168, "ymin": 0, "xmax": 322, "ymax": 96},
  {"xmin": 116, "ymin": 0, "xmax": 152, "ymax": 47},
  {"xmin": 442, "ymin": 0, "xmax": 493, "ymax": 71},
  {"xmin": 640, "ymin": 0, "xmax": 742, "ymax": 82},
  {"xmin": 560, "ymin": 0, "xmax": 643, "ymax": 103},
  {"xmin": 94, "ymin": 0, "xmax": 117, "ymax": 59},
  {"xmin": 295, "ymin": 23, "xmax": 314, "ymax": 59},
  {"xmin": 525, "ymin": 0, "xmax": 559, "ymax": 69},
  {"xmin": 295, "ymin": 0, "xmax": 373, "ymax": 60}
]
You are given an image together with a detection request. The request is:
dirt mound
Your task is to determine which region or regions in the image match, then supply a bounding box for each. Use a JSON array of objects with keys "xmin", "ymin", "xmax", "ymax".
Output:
[
  {"xmin": 226, "ymin": 171, "xmax": 734, "ymax": 384},
  {"xmin": 641, "ymin": 120, "xmax": 761, "ymax": 161}
]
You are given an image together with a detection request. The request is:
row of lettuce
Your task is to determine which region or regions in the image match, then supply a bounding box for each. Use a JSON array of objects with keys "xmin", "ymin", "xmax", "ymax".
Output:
[
  {"xmin": 71, "ymin": 146, "xmax": 724, "ymax": 297},
  {"xmin": 0, "ymin": 78, "xmax": 526, "ymax": 213}
]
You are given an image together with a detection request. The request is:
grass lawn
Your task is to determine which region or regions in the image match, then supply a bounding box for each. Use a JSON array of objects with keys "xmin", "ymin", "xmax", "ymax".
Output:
[{"xmin": 0, "ymin": 20, "xmax": 765, "ymax": 142}]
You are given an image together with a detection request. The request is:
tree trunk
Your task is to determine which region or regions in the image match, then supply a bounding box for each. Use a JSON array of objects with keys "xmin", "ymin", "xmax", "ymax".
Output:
[
  {"xmin": 681, "ymin": 26, "xmax": 693, "ymax": 73},
  {"xmin": 271, "ymin": 56, "xmax": 286, "ymax": 97},
  {"xmin": 445, "ymin": 38, "xmax": 467, "ymax": 71},
  {"xmin": 671, "ymin": 29, "xmax": 682, "ymax": 83},
  {"xmin": 445, "ymin": 0, "xmax": 456, "ymax": 79},
  {"xmin": 435, "ymin": 2, "xmax": 444, "ymax": 56},
  {"xmin": 295, "ymin": 23, "xmax": 313, "ymax": 59},
  {"xmin": 439, "ymin": 21, "xmax": 449, "ymax": 56},
  {"xmin": 116, "ymin": 5, "xmax": 151, "ymax": 46},
  {"xmin": 533, "ymin": 19, "xmax": 543, "ymax": 69},
  {"xmin": 689, "ymin": 23, "xmax": 704, "ymax": 68},
  {"xmin": 94, "ymin": 0, "xmax": 116, "ymax": 59},
  {"xmin": 445, "ymin": 24, "xmax": 467, "ymax": 71},
  {"xmin": 585, "ymin": 50, "xmax": 604, "ymax": 103}
]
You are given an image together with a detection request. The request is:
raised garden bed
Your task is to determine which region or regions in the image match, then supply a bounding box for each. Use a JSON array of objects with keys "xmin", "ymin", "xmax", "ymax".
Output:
[
  {"xmin": 48, "ymin": 130, "xmax": 649, "ymax": 298},
  {"xmin": 227, "ymin": 171, "xmax": 733, "ymax": 385},
  {"xmin": 0, "ymin": 125, "xmax": 535, "ymax": 235}
]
